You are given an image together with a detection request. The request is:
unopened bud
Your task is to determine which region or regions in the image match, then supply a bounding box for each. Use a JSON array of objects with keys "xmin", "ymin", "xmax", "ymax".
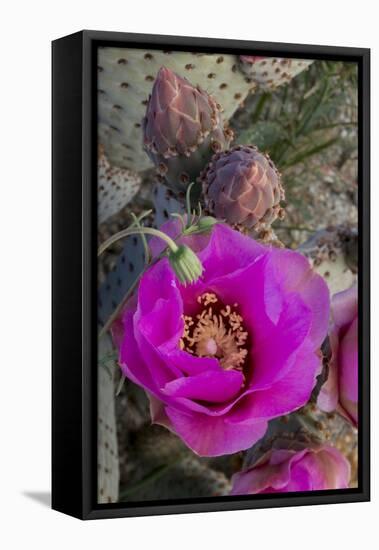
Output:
[{"xmin": 168, "ymin": 245, "xmax": 203, "ymax": 285}]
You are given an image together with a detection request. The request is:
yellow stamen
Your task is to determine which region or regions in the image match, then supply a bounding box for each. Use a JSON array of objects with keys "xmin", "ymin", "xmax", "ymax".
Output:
[{"xmin": 179, "ymin": 293, "xmax": 249, "ymax": 371}]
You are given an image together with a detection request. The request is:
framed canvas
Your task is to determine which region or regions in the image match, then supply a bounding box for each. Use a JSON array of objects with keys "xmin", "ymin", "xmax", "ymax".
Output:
[{"xmin": 52, "ymin": 30, "xmax": 370, "ymax": 520}]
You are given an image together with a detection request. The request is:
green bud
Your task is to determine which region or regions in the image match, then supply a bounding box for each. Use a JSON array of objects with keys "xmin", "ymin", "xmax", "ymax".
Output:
[
  {"xmin": 168, "ymin": 245, "xmax": 203, "ymax": 285},
  {"xmin": 196, "ymin": 216, "xmax": 218, "ymax": 232},
  {"xmin": 184, "ymin": 216, "xmax": 219, "ymax": 235}
]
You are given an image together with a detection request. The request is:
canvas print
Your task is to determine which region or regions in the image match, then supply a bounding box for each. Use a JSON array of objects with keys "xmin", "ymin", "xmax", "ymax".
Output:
[{"xmin": 96, "ymin": 48, "xmax": 358, "ymax": 504}]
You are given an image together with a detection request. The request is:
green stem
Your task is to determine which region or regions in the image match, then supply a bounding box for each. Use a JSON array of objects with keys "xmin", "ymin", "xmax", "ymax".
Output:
[
  {"xmin": 281, "ymin": 137, "xmax": 338, "ymax": 170},
  {"xmin": 186, "ymin": 182, "xmax": 196, "ymax": 228},
  {"xmin": 131, "ymin": 213, "xmax": 151, "ymax": 265},
  {"xmin": 98, "ymin": 227, "xmax": 179, "ymax": 257},
  {"xmin": 98, "ymin": 245, "xmax": 172, "ymax": 339},
  {"xmin": 252, "ymin": 92, "xmax": 270, "ymax": 123}
]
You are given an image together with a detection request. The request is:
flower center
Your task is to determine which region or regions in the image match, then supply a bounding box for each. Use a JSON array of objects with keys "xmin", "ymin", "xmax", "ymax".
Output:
[{"xmin": 179, "ymin": 292, "xmax": 249, "ymax": 372}]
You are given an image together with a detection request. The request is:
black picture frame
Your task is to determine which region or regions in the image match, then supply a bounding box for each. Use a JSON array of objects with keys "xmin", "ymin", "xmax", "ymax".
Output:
[{"xmin": 52, "ymin": 30, "xmax": 370, "ymax": 520}]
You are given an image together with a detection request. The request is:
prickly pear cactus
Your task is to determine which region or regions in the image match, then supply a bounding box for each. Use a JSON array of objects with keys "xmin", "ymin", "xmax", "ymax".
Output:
[
  {"xmin": 98, "ymin": 48, "xmax": 254, "ymax": 172},
  {"xmin": 152, "ymin": 183, "xmax": 184, "ymax": 228},
  {"xmin": 239, "ymin": 56, "xmax": 312, "ymax": 90},
  {"xmin": 117, "ymin": 423, "xmax": 231, "ymax": 502},
  {"xmin": 299, "ymin": 226, "xmax": 357, "ymax": 295},
  {"xmin": 98, "ymin": 147, "xmax": 141, "ymax": 224},
  {"xmin": 98, "ymin": 232, "xmax": 146, "ymax": 325},
  {"xmin": 97, "ymin": 333, "xmax": 119, "ymax": 503}
]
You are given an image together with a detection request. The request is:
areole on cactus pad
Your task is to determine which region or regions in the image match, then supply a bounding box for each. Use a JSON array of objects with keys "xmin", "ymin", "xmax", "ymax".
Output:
[{"xmin": 239, "ymin": 56, "xmax": 313, "ymax": 90}]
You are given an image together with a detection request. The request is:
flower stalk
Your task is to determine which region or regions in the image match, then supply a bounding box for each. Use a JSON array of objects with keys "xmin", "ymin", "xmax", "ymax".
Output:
[
  {"xmin": 98, "ymin": 226, "xmax": 179, "ymax": 257},
  {"xmin": 98, "ymin": 225, "xmax": 204, "ymax": 287}
]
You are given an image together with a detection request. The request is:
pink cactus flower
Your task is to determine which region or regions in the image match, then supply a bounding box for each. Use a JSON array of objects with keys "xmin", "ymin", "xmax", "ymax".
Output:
[
  {"xmin": 113, "ymin": 222, "xmax": 330, "ymax": 456},
  {"xmin": 231, "ymin": 446, "xmax": 351, "ymax": 494},
  {"xmin": 318, "ymin": 285, "xmax": 358, "ymax": 427}
]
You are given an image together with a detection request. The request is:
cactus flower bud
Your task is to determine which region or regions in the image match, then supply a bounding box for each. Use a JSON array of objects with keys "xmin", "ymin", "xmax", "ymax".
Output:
[
  {"xmin": 185, "ymin": 216, "xmax": 219, "ymax": 235},
  {"xmin": 168, "ymin": 244, "xmax": 203, "ymax": 285},
  {"xmin": 143, "ymin": 67, "xmax": 233, "ymax": 193},
  {"xmin": 195, "ymin": 216, "xmax": 219, "ymax": 232},
  {"xmin": 201, "ymin": 145, "xmax": 285, "ymax": 230}
]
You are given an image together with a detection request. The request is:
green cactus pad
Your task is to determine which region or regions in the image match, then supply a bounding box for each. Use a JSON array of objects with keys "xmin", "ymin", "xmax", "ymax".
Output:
[
  {"xmin": 299, "ymin": 226, "xmax": 357, "ymax": 295},
  {"xmin": 153, "ymin": 183, "xmax": 184, "ymax": 227},
  {"xmin": 239, "ymin": 57, "xmax": 313, "ymax": 90},
  {"xmin": 98, "ymin": 147, "xmax": 141, "ymax": 224},
  {"xmin": 98, "ymin": 333, "xmax": 119, "ymax": 503},
  {"xmin": 118, "ymin": 425, "xmax": 231, "ymax": 501}
]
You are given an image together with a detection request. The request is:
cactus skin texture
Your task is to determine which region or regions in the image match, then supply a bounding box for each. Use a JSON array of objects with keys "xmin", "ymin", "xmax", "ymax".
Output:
[
  {"xmin": 98, "ymin": 146, "xmax": 141, "ymax": 224},
  {"xmin": 98, "ymin": 48, "xmax": 254, "ymax": 172},
  {"xmin": 152, "ymin": 183, "xmax": 184, "ymax": 228},
  {"xmin": 118, "ymin": 424, "xmax": 231, "ymax": 502},
  {"xmin": 239, "ymin": 56, "xmax": 312, "ymax": 90},
  {"xmin": 299, "ymin": 226, "xmax": 357, "ymax": 295},
  {"xmin": 98, "ymin": 333, "xmax": 119, "ymax": 503},
  {"xmin": 201, "ymin": 145, "xmax": 285, "ymax": 230},
  {"xmin": 143, "ymin": 67, "xmax": 233, "ymax": 194}
]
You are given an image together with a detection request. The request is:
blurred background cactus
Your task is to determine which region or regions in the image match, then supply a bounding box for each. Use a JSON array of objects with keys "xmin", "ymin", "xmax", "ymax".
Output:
[{"xmin": 97, "ymin": 49, "xmax": 358, "ymax": 502}]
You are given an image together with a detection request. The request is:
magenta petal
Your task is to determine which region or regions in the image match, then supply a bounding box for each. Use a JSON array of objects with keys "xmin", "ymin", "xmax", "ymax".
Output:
[
  {"xmin": 333, "ymin": 285, "xmax": 358, "ymax": 329},
  {"xmin": 231, "ymin": 446, "xmax": 350, "ymax": 495},
  {"xmin": 165, "ymin": 349, "xmax": 222, "ymax": 376},
  {"xmin": 137, "ymin": 297, "xmax": 183, "ymax": 349},
  {"xmin": 228, "ymin": 346, "xmax": 321, "ymax": 422},
  {"xmin": 340, "ymin": 317, "xmax": 358, "ymax": 403},
  {"xmin": 265, "ymin": 248, "xmax": 330, "ymax": 348},
  {"xmin": 317, "ymin": 338, "xmax": 339, "ymax": 413},
  {"xmin": 252, "ymin": 346, "xmax": 321, "ymax": 418},
  {"xmin": 134, "ymin": 323, "xmax": 182, "ymax": 387},
  {"xmin": 137, "ymin": 259, "xmax": 181, "ymax": 315},
  {"xmin": 318, "ymin": 285, "xmax": 358, "ymax": 426},
  {"xmin": 231, "ymin": 450, "xmax": 305, "ymax": 494},
  {"xmin": 209, "ymin": 255, "xmax": 275, "ymax": 345},
  {"xmin": 312, "ymin": 446, "xmax": 351, "ymax": 489},
  {"xmin": 282, "ymin": 463, "xmax": 313, "ymax": 492},
  {"xmin": 198, "ymin": 223, "xmax": 267, "ymax": 283},
  {"xmin": 162, "ymin": 368, "xmax": 244, "ymax": 403},
  {"xmin": 165, "ymin": 406, "xmax": 268, "ymax": 456},
  {"xmin": 249, "ymin": 293, "xmax": 312, "ymax": 390},
  {"xmin": 119, "ymin": 310, "xmax": 158, "ymax": 394}
]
